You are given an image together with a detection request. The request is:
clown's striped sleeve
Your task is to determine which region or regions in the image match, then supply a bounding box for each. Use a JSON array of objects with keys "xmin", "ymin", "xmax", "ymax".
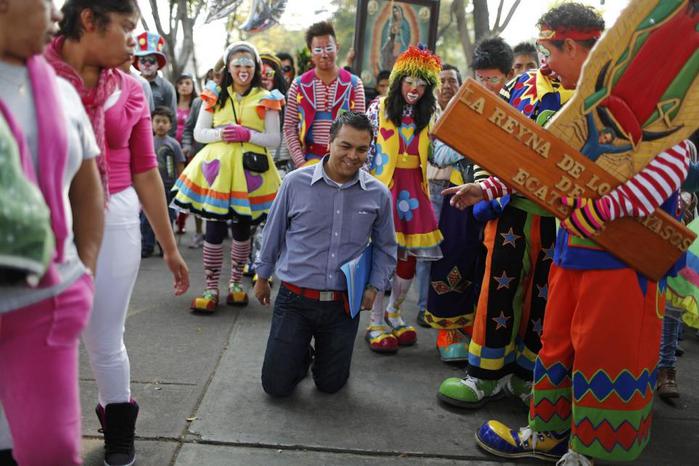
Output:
[
  {"xmin": 282, "ymin": 81, "xmax": 306, "ymax": 168},
  {"xmin": 479, "ymin": 175, "xmax": 510, "ymax": 201},
  {"xmin": 603, "ymin": 141, "xmax": 691, "ymax": 219}
]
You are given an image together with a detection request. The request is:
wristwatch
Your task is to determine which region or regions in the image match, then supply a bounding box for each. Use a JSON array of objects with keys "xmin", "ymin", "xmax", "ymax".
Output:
[{"xmin": 365, "ymin": 284, "xmax": 379, "ymax": 293}]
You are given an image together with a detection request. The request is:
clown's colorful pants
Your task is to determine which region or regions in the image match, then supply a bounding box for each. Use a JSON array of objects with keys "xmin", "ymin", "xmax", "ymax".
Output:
[
  {"xmin": 467, "ymin": 203, "xmax": 556, "ymax": 380},
  {"xmin": 529, "ymin": 265, "xmax": 663, "ymax": 461}
]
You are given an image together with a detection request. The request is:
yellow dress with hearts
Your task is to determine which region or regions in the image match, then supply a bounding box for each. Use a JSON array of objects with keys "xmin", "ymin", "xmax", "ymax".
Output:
[
  {"xmin": 172, "ymin": 86, "xmax": 283, "ymax": 223},
  {"xmin": 370, "ymin": 98, "xmax": 443, "ymax": 257}
]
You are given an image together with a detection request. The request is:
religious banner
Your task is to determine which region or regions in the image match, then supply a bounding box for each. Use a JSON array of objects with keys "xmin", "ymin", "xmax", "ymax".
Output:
[
  {"xmin": 434, "ymin": 0, "xmax": 697, "ymax": 281},
  {"xmin": 353, "ymin": 0, "xmax": 439, "ymax": 89},
  {"xmin": 545, "ymin": 0, "xmax": 698, "ymax": 180}
]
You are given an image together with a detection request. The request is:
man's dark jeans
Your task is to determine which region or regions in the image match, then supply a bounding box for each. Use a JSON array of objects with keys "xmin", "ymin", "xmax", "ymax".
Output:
[
  {"xmin": 141, "ymin": 188, "xmax": 175, "ymax": 255},
  {"xmin": 261, "ymin": 286, "xmax": 360, "ymax": 397}
]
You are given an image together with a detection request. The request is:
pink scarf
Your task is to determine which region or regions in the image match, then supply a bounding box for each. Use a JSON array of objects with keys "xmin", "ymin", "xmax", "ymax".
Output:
[
  {"xmin": 0, "ymin": 55, "xmax": 70, "ymax": 286},
  {"xmin": 44, "ymin": 35, "xmax": 116, "ymax": 196}
]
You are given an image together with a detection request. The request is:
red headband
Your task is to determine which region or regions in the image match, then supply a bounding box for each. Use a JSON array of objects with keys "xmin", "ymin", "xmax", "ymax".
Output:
[{"xmin": 538, "ymin": 28, "xmax": 602, "ymax": 42}]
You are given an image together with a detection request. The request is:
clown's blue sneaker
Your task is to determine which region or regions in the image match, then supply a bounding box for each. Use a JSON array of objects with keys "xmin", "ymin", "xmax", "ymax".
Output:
[{"xmin": 475, "ymin": 420, "xmax": 568, "ymax": 462}]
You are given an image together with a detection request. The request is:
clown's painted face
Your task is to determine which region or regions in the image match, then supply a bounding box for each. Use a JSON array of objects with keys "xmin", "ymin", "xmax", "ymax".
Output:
[
  {"xmin": 401, "ymin": 76, "xmax": 427, "ymax": 105},
  {"xmin": 228, "ymin": 51, "xmax": 255, "ymax": 87},
  {"xmin": 474, "ymin": 68, "xmax": 508, "ymax": 95},
  {"xmin": 261, "ymin": 63, "xmax": 275, "ymax": 90},
  {"xmin": 138, "ymin": 54, "xmax": 159, "ymax": 78},
  {"xmin": 310, "ymin": 35, "xmax": 338, "ymax": 72},
  {"xmin": 537, "ymin": 39, "xmax": 585, "ymax": 89}
]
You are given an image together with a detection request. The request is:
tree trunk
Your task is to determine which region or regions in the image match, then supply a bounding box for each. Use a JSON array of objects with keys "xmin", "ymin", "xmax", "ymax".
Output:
[
  {"xmin": 472, "ymin": 0, "xmax": 490, "ymax": 42},
  {"xmin": 146, "ymin": 0, "xmax": 203, "ymax": 80},
  {"xmin": 453, "ymin": 0, "xmax": 473, "ymax": 69}
]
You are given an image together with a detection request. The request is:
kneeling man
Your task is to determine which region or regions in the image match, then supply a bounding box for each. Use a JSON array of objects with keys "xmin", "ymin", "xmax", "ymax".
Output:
[{"xmin": 255, "ymin": 112, "xmax": 397, "ymax": 397}]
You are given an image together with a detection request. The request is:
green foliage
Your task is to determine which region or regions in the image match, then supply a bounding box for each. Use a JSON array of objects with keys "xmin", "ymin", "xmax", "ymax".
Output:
[
  {"xmin": 435, "ymin": 0, "xmax": 468, "ymax": 73},
  {"xmin": 296, "ymin": 48, "xmax": 312, "ymax": 73}
]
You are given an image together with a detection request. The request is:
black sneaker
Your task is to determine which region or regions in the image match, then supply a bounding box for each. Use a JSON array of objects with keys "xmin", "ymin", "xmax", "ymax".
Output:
[
  {"xmin": 0, "ymin": 450, "xmax": 17, "ymax": 466},
  {"xmin": 102, "ymin": 401, "xmax": 139, "ymax": 466}
]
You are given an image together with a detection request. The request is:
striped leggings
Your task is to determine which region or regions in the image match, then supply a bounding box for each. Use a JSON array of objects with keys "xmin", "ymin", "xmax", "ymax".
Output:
[{"xmin": 202, "ymin": 219, "xmax": 251, "ymax": 291}]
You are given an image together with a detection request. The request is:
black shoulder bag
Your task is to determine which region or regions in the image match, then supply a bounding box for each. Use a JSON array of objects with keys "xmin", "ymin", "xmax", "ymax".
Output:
[{"xmin": 231, "ymin": 97, "xmax": 269, "ymax": 173}]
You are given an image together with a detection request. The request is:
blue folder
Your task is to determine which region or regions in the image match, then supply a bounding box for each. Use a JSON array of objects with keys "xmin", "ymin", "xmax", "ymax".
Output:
[{"xmin": 341, "ymin": 244, "xmax": 373, "ymax": 318}]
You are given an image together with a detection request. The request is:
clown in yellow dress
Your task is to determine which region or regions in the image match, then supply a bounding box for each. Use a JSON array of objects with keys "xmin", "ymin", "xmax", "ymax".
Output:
[
  {"xmin": 172, "ymin": 41, "xmax": 284, "ymax": 311},
  {"xmin": 365, "ymin": 45, "xmax": 443, "ymax": 353}
]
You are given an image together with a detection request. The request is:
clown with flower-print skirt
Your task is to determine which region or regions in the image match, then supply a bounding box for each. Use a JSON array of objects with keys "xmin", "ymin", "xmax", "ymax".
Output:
[{"xmin": 366, "ymin": 45, "xmax": 443, "ymax": 353}]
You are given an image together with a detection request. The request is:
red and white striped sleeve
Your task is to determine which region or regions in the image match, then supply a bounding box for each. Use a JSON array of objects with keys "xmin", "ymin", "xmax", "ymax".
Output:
[
  {"xmin": 602, "ymin": 141, "xmax": 691, "ymax": 219},
  {"xmin": 282, "ymin": 81, "xmax": 306, "ymax": 168},
  {"xmin": 353, "ymin": 78, "xmax": 366, "ymax": 113},
  {"xmin": 478, "ymin": 176, "xmax": 511, "ymax": 201}
]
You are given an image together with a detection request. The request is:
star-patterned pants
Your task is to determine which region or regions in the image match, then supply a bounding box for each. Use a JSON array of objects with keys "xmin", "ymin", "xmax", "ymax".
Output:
[
  {"xmin": 467, "ymin": 203, "xmax": 556, "ymax": 381},
  {"xmin": 424, "ymin": 188, "xmax": 485, "ymax": 330},
  {"xmin": 529, "ymin": 265, "xmax": 663, "ymax": 461}
]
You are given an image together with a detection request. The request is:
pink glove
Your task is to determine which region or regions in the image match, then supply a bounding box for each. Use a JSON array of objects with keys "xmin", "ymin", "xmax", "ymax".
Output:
[{"xmin": 221, "ymin": 125, "xmax": 251, "ymax": 143}]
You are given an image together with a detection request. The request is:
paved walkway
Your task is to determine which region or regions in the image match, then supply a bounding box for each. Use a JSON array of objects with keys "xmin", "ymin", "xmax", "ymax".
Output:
[{"xmin": 79, "ymin": 234, "xmax": 699, "ymax": 465}]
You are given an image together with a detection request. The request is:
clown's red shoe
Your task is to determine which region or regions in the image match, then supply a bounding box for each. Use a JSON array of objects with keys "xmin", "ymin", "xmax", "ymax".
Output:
[
  {"xmin": 226, "ymin": 282, "xmax": 248, "ymax": 306},
  {"xmin": 191, "ymin": 289, "xmax": 219, "ymax": 312},
  {"xmin": 385, "ymin": 311, "xmax": 417, "ymax": 346},
  {"xmin": 365, "ymin": 325, "xmax": 399, "ymax": 353}
]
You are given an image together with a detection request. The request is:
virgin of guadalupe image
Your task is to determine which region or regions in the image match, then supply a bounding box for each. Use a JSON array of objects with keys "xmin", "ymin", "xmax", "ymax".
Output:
[{"xmin": 381, "ymin": 4, "xmax": 410, "ymax": 70}]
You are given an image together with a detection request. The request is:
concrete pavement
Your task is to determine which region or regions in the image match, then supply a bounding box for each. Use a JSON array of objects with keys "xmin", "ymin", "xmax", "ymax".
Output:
[{"xmin": 78, "ymin": 234, "xmax": 699, "ymax": 465}]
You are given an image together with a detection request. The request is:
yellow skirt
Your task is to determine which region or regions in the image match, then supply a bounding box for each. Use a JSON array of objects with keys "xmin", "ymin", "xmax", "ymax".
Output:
[{"xmin": 172, "ymin": 141, "xmax": 280, "ymax": 222}]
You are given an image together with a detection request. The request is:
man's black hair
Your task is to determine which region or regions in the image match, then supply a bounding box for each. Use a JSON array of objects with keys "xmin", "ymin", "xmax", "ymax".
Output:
[
  {"xmin": 441, "ymin": 63, "xmax": 462, "ymax": 86},
  {"xmin": 376, "ymin": 70, "xmax": 391, "ymax": 83},
  {"xmin": 276, "ymin": 52, "xmax": 294, "ymax": 66},
  {"xmin": 152, "ymin": 106, "xmax": 174, "ymax": 125},
  {"xmin": 329, "ymin": 112, "xmax": 373, "ymax": 142},
  {"xmin": 600, "ymin": 127, "xmax": 615, "ymax": 138},
  {"xmin": 305, "ymin": 21, "xmax": 336, "ymax": 50},
  {"xmin": 472, "ymin": 37, "xmax": 514, "ymax": 75},
  {"xmin": 59, "ymin": 0, "xmax": 139, "ymax": 40},
  {"xmin": 513, "ymin": 42, "xmax": 537, "ymax": 58},
  {"xmin": 537, "ymin": 3, "xmax": 605, "ymax": 50}
]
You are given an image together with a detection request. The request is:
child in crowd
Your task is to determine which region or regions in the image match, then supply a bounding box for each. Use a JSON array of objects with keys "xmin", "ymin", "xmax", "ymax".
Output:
[{"xmin": 141, "ymin": 106, "xmax": 186, "ymax": 257}]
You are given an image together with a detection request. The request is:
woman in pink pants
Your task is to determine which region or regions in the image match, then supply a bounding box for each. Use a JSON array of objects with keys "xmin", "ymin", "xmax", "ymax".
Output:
[
  {"xmin": 0, "ymin": 1, "xmax": 105, "ymax": 465},
  {"xmin": 44, "ymin": 1, "xmax": 190, "ymax": 465}
]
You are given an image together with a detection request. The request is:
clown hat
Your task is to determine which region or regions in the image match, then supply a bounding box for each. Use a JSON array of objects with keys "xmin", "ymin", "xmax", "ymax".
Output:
[
  {"xmin": 133, "ymin": 32, "xmax": 168, "ymax": 70},
  {"xmin": 259, "ymin": 51, "xmax": 282, "ymax": 68},
  {"xmin": 389, "ymin": 44, "xmax": 442, "ymax": 88}
]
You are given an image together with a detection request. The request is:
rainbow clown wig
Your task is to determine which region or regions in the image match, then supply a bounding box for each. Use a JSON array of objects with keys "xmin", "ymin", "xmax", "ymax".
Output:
[
  {"xmin": 388, "ymin": 44, "xmax": 442, "ymax": 88},
  {"xmin": 384, "ymin": 44, "xmax": 441, "ymax": 131}
]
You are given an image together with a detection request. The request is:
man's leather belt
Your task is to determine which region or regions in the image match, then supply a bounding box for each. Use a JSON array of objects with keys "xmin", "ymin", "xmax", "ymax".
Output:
[{"xmin": 282, "ymin": 282, "xmax": 345, "ymax": 302}]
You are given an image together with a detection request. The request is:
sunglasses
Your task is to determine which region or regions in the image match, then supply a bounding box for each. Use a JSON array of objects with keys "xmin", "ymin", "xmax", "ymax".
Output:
[
  {"xmin": 536, "ymin": 42, "xmax": 551, "ymax": 59},
  {"xmin": 311, "ymin": 44, "xmax": 337, "ymax": 55},
  {"xmin": 403, "ymin": 77, "xmax": 427, "ymax": 88},
  {"xmin": 475, "ymin": 74, "xmax": 505, "ymax": 85},
  {"xmin": 263, "ymin": 69, "xmax": 275, "ymax": 78},
  {"xmin": 230, "ymin": 57, "xmax": 255, "ymax": 67},
  {"xmin": 282, "ymin": 65, "xmax": 293, "ymax": 73},
  {"xmin": 138, "ymin": 56, "xmax": 158, "ymax": 66}
]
